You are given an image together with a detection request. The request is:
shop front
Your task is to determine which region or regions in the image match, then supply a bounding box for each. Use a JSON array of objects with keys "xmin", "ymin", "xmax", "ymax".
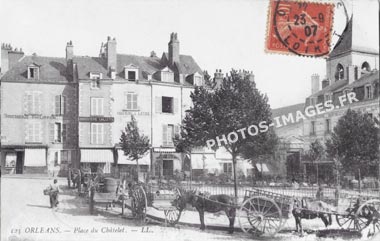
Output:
[
  {"xmin": 152, "ymin": 147, "xmax": 182, "ymax": 179},
  {"xmin": 1, "ymin": 146, "xmax": 48, "ymax": 174},
  {"xmin": 116, "ymin": 149, "xmax": 150, "ymax": 181},
  {"xmin": 80, "ymin": 149, "xmax": 114, "ymax": 174}
]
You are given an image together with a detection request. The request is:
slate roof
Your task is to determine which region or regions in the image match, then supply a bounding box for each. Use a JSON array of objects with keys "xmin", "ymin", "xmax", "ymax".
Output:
[
  {"xmin": 1, "ymin": 55, "xmax": 70, "ymax": 82},
  {"xmin": 74, "ymin": 53, "xmax": 202, "ymax": 84},
  {"xmin": 272, "ymin": 103, "xmax": 305, "ymax": 118},
  {"xmin": 343, "ymin": 70, "xmax": 379, "ymax": 89},
  {"xmin": 310, "ymin": 79, "xmax": 347, "ymax": 97}
]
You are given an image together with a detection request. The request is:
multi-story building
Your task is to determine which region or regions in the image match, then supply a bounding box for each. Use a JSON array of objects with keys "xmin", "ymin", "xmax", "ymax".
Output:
[
  {"xmin": 1, "ymin": 43, "xmax": 78, "ymax": 175},
  {"xmin": 301, "ymin": 17, "xmax": 379, "ymax": 183}
]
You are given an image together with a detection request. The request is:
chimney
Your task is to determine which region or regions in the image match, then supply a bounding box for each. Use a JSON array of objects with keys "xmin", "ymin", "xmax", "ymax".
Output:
[
  {"xmin": 214, "ymin": 69, "xmax": 224, "ymax": 89},
  {"xmin": 150, "ymin": 51, "xmax": 157, "ymax": 58},
  {"xmin": 311, "ymin": 74, "xmax": 320, "ymax": 94},
  {"xmin": 106, "ymin": 36, "xmax": 117, "ymax": 75},
  {"xmin": 66, "ymin": 40, "xmax": 74, "ymax": 62},
  {"xmin": 1, "ymin": 43, "xmax": 24, "ymax": 74},
  {"xmin": 321, "ymin": 78, "xmax": 330, "ymax": 89},
  {"xmin": 168, "ymin": 32, "xmax": 179, "ymax": 66},
  {"xmin": 347, "ymin": 65, "xmax": 357, "ymax": 84}
]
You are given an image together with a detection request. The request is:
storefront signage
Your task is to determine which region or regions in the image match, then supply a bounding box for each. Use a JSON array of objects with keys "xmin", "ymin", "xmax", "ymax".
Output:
[
  {"xmin": 117, "ymin": 111, "xmax": 150, "ymax": 116},
  {"xmin": 4, "ymin": 114, "xmax": 57, "ymax": 119},
  {"xmin": 79, "ymin": 116, "xmax": 115, "ymax": 122}
]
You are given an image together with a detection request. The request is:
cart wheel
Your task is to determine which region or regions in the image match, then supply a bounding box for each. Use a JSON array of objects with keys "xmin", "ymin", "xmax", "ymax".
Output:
[
  {"xmin": 131, "ymin": 184, "xmax": 147, "ymax": 222},
  {"xmin": 355, "ymin": 199, "xmax": 380, "ymax": 233},
  {"xmin": 238, "ymin": 196, "xmax": 282, "ymax": 236},
  {"xmin": 164, "ymin": 209, "xmax": 182, "ymax": 226},
  {"xmin": 336, "ymin": 214, "xmax": 357, "ymax": 230}
]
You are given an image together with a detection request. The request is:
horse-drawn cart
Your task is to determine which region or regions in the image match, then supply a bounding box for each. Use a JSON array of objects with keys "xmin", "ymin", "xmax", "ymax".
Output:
[
  {"xmin": 238, "ymin": 188, "xmax": 380, "ymax": 237},
  {"xmin": 130, "ymin": 183, "xmax": 184, "ymax": 225}
]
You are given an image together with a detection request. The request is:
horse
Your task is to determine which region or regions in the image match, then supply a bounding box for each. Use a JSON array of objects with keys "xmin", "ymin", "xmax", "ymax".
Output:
[
  {"xmin": 180, "ymin": 189, "xmax": 236, "ymax": 234},
  {"xmin": 292, "ymin": 198, "xmax": 332, "ymax": 234}
]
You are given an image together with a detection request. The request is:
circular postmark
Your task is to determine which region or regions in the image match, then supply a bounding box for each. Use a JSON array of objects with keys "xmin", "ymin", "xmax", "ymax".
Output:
[{"xmin": 272, "ymin": 0, "xmax": 334, "ymax": 57}]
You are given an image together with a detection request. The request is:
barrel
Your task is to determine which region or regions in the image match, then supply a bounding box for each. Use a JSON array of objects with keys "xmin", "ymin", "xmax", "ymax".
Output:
[{"xmin": 104, "ymin": 178, "xmax": 118, "ymax": 193}]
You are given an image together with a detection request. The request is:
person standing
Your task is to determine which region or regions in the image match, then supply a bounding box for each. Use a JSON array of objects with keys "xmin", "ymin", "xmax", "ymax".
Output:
[{"xmin": 49, "ymin": 179, "xmax": 61, "ymax": 208}]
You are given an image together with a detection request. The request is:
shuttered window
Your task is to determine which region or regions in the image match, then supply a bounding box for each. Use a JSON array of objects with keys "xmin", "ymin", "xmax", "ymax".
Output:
[
  {"xmin": 54, "ymin": 95, "xmax": 66, "ymax": 115},
  {"xmin": 125, "ymin": 92, "xmax": 138, "ymax": 110},
  {"xmin": 24, "ymin": 91, "xmax": 42, "ymax": 114},
  {"xmin": 91, "ymin": 97, "xmax": 104, "ymax": 116},
  {"xmin": 91, "ymin": 123, "xmax": 104, "ymax": 144},
  {"xmin": 25, "ymin": 122, "xmax": 42, "ymax": 143},
  {"xmin": 162, "ymin": 124, "xmax": 180, "ymax": 146}
]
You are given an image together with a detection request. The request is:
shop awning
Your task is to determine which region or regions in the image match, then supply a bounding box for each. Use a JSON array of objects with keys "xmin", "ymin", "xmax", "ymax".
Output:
[
  {"xmin": 153, "ymin": 147, "xmax": 176, "ymax": 153},
  {"xmin": 80, "ymin": 149, "xmax": 114, "ymax": 163},
  {"xmin": 117, "ymin": 150, "xmax": 150, "ymax": 165},
  {"xmin": 256, "ymin": 163, "xmax": 269, "ymax": 172},
  {"xmin": 191, "ymin": 154, "xmax": 220, "ymax": 169},
  {"xmin": 24, "ymin": 148, "xmax": 46, "ymax": 166}
]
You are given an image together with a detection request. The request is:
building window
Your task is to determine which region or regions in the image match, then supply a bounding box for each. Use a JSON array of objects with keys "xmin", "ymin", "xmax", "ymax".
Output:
[
  {"xmin": 325, "ymin": 119, "xmax": 331, "ymax": 133},
  {"xmin": 365, "ymin": 85, "xmax": 373, "ymax": 99},
  {"xmin": 361, "ymin": 62, "xmax": 371, "ymax": 72},
  {"xmin": 91, "ymin": 97, "xmax": 104, "ymax": 116},
  {"xmin": 61, "ymin": 150, "xmax": 69, "ymax": 164},
  {"xmin": 54, "ymin": 123, "xmax": 62, "ymax": 143},
  {"xmin": 194, "ymin": 76, "xmax": 202, "ymax": 86},
  {"xmin": 324, "ymin": 94, "xmax": 331, "ymax": 102},
  {"xmin": 91, "ymin": 123, "xmax": 104, "ymax": 144},
  {"xmin": 161, "ymin": 71, "xmax": 174, "ymax": 82},
  {"xmin": 55, "ymin": 95, "xmax": 66, "ymax": 115},
  {"xmin": 310, "ymin": 97, "xmax": 317, "ymax": 106},
  {"xmin": 162, "ymin": 124, "xmax": 179, "ymax": 146},
  {"xmin": 223, "ymin": 163, "xmax": 233, "ymax": 175},
  {"xmin": 26, "ymin": 122, "xmax": 42, "ymax": 143},
  {"xmin": 91, "ymin": 79, "xmax": 100, "ymax": 89},
  {"xmin": 127, "ymin": 71, "xmax": 136, "ymax": 81},
  {"xmin": 310, "ymin": 121, "xmax": 316, "ymax": 135},
  {"xmin": 24, "ymin": 91, "xmax": 42, "ymax": 115},
  {"xmin": 90, "ymin": 72, "xmax": 102, "ymax": 79},
  {"xmin": 335, "ymin": 63, "xmax": 344, "ymax": 81},
  {"xmin": 162, "ymin": 96, "xmax": 173, "ymax": 113},
  {"xmin": 125, "ymin": 92, "xmax": 138, "ymax": 110},
  {"xmin": 28, "ymin": 67, "xmax": 39, "ymax": 79}
]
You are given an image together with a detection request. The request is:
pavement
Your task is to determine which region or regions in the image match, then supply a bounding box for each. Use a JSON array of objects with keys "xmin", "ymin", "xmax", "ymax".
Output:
[{"xmin": 1, "ymin": 176, "xmax": 379, "ymax": 241}]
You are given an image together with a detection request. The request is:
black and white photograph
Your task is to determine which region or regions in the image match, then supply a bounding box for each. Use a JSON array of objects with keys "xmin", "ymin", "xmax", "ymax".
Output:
[{"xmin": 0, "ymin": 0, "xmax": 379, "ymax": 241}]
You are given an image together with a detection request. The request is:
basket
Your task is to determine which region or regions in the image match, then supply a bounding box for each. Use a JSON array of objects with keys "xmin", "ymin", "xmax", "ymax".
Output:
[{"xmin": 43, "ymin": 189, "xmax": 50, "ymax": 195}]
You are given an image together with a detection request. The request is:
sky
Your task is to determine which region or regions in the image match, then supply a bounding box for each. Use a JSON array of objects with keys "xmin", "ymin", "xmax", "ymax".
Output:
[{"xmin": 0, "ymin": 0, "xmax": 378, "ymax": 108}]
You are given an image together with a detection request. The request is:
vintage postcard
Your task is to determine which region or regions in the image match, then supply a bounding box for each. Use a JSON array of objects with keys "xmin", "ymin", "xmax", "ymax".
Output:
[{"xmin": 1, "ymin": 0, "xmax": 379, "ymax": 241}]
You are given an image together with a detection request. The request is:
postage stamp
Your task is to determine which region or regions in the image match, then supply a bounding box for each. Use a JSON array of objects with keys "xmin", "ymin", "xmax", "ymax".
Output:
[{"xmin": 266, "ymin": 0, "xmax": 335, "ymax": 57}]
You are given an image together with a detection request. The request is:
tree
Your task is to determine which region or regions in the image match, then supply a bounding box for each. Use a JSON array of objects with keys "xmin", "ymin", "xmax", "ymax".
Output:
[
  {"xmin": 325, "ymin": 109, "xmax": 379, "ymax": 188},
  {"xmin": 119, "ymin": 115, "xmax": 150, "ymax": 181},
  {"xmin": 177, "ymin": 70, "xmax": 277, "ymax": 199},
  {"xmin": 303, "ymin": 139, "xmax": 325, "ymax": 184}
]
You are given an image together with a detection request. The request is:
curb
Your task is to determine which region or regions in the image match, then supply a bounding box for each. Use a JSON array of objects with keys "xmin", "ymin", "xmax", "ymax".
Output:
[{"xmin": 2, "ymin": 175, "xmax": 67, "ymax": 180}]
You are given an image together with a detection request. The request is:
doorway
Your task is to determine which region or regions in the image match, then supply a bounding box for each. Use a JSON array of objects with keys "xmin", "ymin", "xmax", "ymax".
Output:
[
  {"xmin": 16, "ymin": 152, "xmax": 24, "ymax": 174},
  {"xmin": 286, "ymin": 152, "xmax": 301, "ymax": 181},
  {"xmin": 162, "ymin": 160, "xmax": 173, "ymax": 177}
]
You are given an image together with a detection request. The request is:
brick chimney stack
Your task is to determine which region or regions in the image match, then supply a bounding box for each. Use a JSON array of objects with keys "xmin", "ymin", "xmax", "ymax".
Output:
[
  {"xmin": 1, "ymin": 43, "xmax": 24, "ymax": 74},
  {"xmin": 321, "ymin": 78, "xmax": 330, "ymax": 89},
  {"xmin": 106, "ymin": 36, "xmax": 117, "ymax": 75},
  {"xmin": 311, "ymin": 74, "xmax": 320, "ymax": 94},
  {"xmin": 66, "ymin": 40, "xmax": 74, "ymax": 62},
  {"xmin": 214, "ymin": 69, "xmax": 224, "ymax": 89},
  {"xmin": 168, "ymin": 33, "xmax": 179, "ymax": 66}
]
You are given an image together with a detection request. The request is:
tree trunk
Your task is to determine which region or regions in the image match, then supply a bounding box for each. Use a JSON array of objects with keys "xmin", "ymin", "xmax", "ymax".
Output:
[
  {"xmin": 316, "ymin": 163, "xmax": 319, "ymax": 185},
  {"xmin": 136, "ymin": 158, "xmax": 140, "ymax": 182},
  {"xmin": 358, "ymin": 168, "xmax": 361, "ymax": 193},
  {"xmin": 232, "ymin": 153, "xmax": 238, "ymax": 201}
]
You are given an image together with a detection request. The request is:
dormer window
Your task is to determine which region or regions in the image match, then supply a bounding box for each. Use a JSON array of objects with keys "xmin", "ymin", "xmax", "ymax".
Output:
[
  {"xmin": 90, "ymin": 72, "xmax": 101, "ymax": 89},
  {"xmin": 335, "ymin": 63, "xmax": 344, "ymax": 81},
  {"xmin": 124, "ymin": 64, "xmax": 139, "ymax": 81},
  {"xmin": 324, "ymin": 93, "xmax": 332, "ymax": 102},
  {"xmin": 193, "ymin": 73, "xmax": 203, "ymax": 86},
  {"xmin": 310, "ymin": 97, "xmax": 317, "ymax": 106},
  {"xmin": 365, "ymin": 84, "xmax": 373, "ymax": 99},
  {"xmin": 28, "ymin": 65, "xmax": 40, "ymax": 79},
  {"xmin": 160, "ymin": 67, "xmax": 174, "ymax": 82},
  {"xmin": 90, "ymin": 72, "xmax": 102, "ymax": 79}
]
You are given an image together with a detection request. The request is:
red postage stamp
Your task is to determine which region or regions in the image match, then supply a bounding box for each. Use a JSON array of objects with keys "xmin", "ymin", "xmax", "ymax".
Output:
[{"xmin": 266, "ymin": 0, "xmax": 334, "ymax": 57}]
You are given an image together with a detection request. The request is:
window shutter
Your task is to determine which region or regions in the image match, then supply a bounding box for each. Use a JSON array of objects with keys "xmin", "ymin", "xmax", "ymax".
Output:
[
  {"xmin": 173, "ymin": 98, "xmax": 178, "ymax": 114},
  {"xmin": 25, "ymin": 123, "xmax": 30, "ymax": 142},
  {"xmin": 90, "ymin": 124, "xmax": 95, "ymax": 144},
  {"xmin": 127, "ymin": 93, "xmax": 132, "ymax": 110},
  {"xmin": 100, "ymin": 98, "xmax": 104, "ymax": 116},
  {"xmin": 62, "ymin": 124, "xmax": 67, "ymax": 143},
  {"xmin": 49, "ymin": 123, "xmax": 54, "ymax": 143},
  {"xmin": 133, "ymin": 94, "xmax": 138, "ymax": 110},
  {"xmin": 27, "ymin": 92, "xmax": 33, "ymax": 114},
  {"xmin": 55, "ymin": 95, "xmax": 61, "ymax": 115},
  {"xmin": 36, "ymin": 92, "xmax": 42, "ymax": 114},
  {"xmin": 100, "ymin": 124, "xmax": 104, "ymax": 144},
  {"xmin": 124, "ymin": 92, "xmax": 128, "ymax": 109},
  {"xmin": 38, "ymin": 123, "xmax": 43, "ymax": 142},
  {"xmin": 162, "ymin": 124, "xmax": 167, "ymax": 146},
  {"xmin": 23, "ymin": 92, "xmax": 30, "ymax": 114},
  {"xmin": 61, "ymin": 96, "xmax": 66, "ymax": 115},
  {"xmin": 155, "ymin": 96, "xmax": 162, "ymax": 113},
  {"xmin": 174, "ymin": 125, "xmax": 180, "ymax": 137},
  {"xmin": 91, "ymin": 98, "xmax": 95, "ymax": 116}
]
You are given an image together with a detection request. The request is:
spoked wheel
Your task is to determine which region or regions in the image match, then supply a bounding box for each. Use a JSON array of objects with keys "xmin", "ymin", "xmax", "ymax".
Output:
[
  {"xmin": 131, "ymin": 184, "xmax": 147, "ymax": 222},
  {"xmin": 355, "ymin": 199, "xmax": 380, "ymax": 234},
  {"xmin": 336, "ymin": 214, "xmax": 357, "ymax": 230},
  {"xmin": 164, "ymin": 209, "xmax": 182, "ymax": 226},
  {"xmin": 238, "ymin": 196, "xmax": 283, "ymax": 237}
]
